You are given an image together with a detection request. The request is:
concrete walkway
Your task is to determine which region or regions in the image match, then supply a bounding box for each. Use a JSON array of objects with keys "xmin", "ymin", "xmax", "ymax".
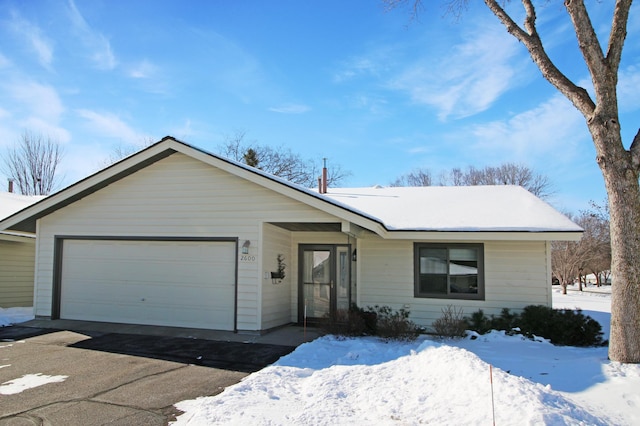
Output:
[{"xmin": 19, "ymin": 318, "xmax": 322, "ymax": 346}]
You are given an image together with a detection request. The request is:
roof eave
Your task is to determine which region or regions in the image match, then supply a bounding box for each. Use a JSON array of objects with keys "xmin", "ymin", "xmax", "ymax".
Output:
[
  {"xmin": 0, "ymin": 231, "xmax": 36, "ymax": 242},
  {"xmin": 380, "ymin": 230, "xmax": 583, "ymax": 241},
  {"xmin": 0, "ymin": 137, "xmax": 584, "ymax": 243},
  {"xmin": 0, "ymin": 137, "xmax": 387, "ymax": 235}
]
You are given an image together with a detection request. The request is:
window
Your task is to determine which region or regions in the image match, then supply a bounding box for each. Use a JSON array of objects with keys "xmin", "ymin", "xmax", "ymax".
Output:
[{"xmin": 414, "ymin": 243, "xmax": 484, "ymax": 300}]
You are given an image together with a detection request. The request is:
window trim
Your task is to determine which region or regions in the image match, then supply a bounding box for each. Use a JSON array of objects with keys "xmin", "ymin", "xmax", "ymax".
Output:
[{"xmin": 413, "ymin": 242, "xmax": 485, "ymax": 300}]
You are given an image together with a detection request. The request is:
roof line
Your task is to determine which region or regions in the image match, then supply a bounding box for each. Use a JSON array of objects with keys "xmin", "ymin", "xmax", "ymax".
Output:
[{"xmin": 0, "ymin": 136, "xmax": 388, "ymax": 235}]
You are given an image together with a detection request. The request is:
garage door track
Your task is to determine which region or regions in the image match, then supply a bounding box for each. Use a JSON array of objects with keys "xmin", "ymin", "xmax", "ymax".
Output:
[{"xmin": 0, "ymin": 326, "xmax": 296, "ymax": 425}]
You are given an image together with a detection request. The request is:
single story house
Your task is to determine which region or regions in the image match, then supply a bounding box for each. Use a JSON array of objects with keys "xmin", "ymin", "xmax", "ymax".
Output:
[
  {"xmin": 0, "ymin": 191, "xmax": 44, "ymax": 308},
  {"xmin": 0, "ymin": 137, "xmax": 582, "ymax": 332}
]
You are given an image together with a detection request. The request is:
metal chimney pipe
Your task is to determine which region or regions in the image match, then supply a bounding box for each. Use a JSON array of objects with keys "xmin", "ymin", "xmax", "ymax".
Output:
[
  {"xmin": 8, "ymin": 178, "xmax": 14, "ymax": 193},
  {"xmin": 322, "ymin": 158, "xmax": 328, "ymax": 194},
  {"xmin": 318, "ymin": 177, "xmax": 322, "ymax": 194}
]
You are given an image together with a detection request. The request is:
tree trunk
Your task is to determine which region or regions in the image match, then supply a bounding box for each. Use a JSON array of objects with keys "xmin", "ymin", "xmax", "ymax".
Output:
[
  {"xmin": 605, "ymin": 178, "xmax": 640, "ymax": 362},
  {"xmin": 592, "ymin": 125, "xmax": 640, "ymax": 363},
  {"xmin": 578, "ymin": 274, "xmax": 583, "ymax": 291}
]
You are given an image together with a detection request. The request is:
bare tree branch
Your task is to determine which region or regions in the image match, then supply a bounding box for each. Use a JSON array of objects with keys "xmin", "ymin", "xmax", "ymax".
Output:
[
  {"xmin": 2, "ymin": 131, "xmax": 64, "ymax": 195},
  {"xmin": 606, "ymin": 0, "xmax": 633, "ymax": 77},
  {"xmin": 102, "ymin": 136, "xmax": 157, "ymax": 167},
  {"xmin": 564, "ymin": 0, "xmax": 606, "ymax": 78},
  {"xmin": 484, "ymin": 0, "xmax": 595, "ymax": 116},
  {"xmin": 393, "ymin": 162, "xmax": 553, "ymax": 198},
  {"xmin": 218, "ymin": 131, "xmax": 351, "ymax": 188}
]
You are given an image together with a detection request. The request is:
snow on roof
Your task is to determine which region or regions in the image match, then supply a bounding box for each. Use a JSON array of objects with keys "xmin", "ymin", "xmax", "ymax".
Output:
[
  {"xmin": 321, "ymin": 185, "xmax": 581, "ymax": 232},
  {"xmin": 0, "ymin": 191, "xmax": 45, "ymax": 220}
]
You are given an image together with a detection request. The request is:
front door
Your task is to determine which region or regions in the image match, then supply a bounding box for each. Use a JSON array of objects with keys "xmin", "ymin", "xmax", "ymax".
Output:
[{"xmin": 299, "ymin": 245, "xmax": 351, "ymax": 323}]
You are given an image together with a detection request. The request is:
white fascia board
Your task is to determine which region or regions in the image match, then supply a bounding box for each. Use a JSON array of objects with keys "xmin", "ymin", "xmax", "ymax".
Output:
[
  {"xmin": 384, "ymin": 231, "xmax": 583, "ymax": 242},
  {"xmin": 0, "ymin": 231, "xmax": 36, "ymax": 242}
]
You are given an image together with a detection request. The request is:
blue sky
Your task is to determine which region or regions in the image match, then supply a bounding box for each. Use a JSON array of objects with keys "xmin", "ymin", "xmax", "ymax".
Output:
[{"xmin": 1, "ymin": 1, "xmax": 638, "ymax": 213}]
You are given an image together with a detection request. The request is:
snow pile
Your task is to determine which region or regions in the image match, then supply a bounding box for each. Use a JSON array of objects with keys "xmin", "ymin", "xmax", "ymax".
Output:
[
  {"xmin": 0, "ymin": 307, "xmax": 34, "ymax": 327},
  {"xmin": 173, "ymin": 286, "xmax": 640, "ymax": 425},
  {"xmin": 174, "ymin": 337, "xmax": 608, "ymax": 425}
]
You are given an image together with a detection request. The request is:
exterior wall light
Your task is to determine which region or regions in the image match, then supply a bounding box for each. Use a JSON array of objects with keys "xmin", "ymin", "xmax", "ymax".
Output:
[{"xmin": 242, "ymin": 240, "xmax": 251, "ymax": 255}]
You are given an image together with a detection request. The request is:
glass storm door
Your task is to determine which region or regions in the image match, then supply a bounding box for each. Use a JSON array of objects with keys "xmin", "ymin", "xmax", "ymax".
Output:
[{"xmin": 299, "ymin": 245, "xmax": 350, "ymax": 323}]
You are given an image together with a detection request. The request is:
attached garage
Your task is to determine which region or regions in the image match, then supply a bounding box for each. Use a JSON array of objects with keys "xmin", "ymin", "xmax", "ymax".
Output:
[{"xmin": 54, "ymin": 238, "xmax": 237, "ymax": 331}]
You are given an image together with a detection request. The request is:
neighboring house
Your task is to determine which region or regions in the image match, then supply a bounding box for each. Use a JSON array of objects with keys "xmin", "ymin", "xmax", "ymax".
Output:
[
  {"xmin": 0, "ymin": 137, "xmax": 582, "ymax": 332},
  {"xmin": 0, "ymin": 191, "xmax": 44, "ymax": 308}
]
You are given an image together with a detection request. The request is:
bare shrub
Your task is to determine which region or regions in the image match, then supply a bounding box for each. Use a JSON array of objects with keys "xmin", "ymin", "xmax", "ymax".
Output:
[
  {"xmin": 320, "ymin": 309, "xmax": 368, "ymax": 337},
  {"xmin": 368, "ymin": 305, "xmax": 420, "ymax": 341},
  {"xmin": 432, "ymin": 306, "xmax": 466, "ymax": 339}
]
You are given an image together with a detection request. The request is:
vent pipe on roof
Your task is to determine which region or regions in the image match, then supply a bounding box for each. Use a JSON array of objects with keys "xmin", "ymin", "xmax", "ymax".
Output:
[
  {"xmin": 321, "ymin": 158, "xmax": 328, "ymax": 194},
  {"xmin": 8, "ymin": 178, "xmax": 14, "ymax": 193}
]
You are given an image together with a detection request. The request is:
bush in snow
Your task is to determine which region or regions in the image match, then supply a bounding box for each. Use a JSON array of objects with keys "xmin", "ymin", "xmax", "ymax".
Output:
[
  {"xmin": 464, "ymin": 309, "xmax": 493, "ymax": 335},
  {"xmin": 432, "ymin": 305, "xmax": 467, "ymax": 339},
  {"xmin": 464, "ymin": 305, "xmax": 605, "ymax": 347},
  {"xmin": 320, "ymin": 307, "xmax": 369, "ymax": 337},
  {"xmin": 518, "ymin": 305, "xmax": 605, "ymax": 347},
  {"xmin": 321, "ymin": 305, "xmax": 420, "ymax": 341},
  {"xmin": 366, "ymin": 305, "xmax": 420, "ymax": 341}
]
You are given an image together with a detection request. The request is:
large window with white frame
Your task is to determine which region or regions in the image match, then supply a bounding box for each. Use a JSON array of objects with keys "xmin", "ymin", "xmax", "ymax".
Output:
[{"xmin": 414, "ymin": 243, "xmax": 484, "ymax": 300}]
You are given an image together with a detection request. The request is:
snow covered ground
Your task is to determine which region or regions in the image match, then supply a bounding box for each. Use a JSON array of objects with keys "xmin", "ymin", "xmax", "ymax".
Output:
[
  {"xmin": 0, "ymin": 307, "xmax": 34, "ymax": 327},
  {"xmin": 173, "ymin": 285, "xmax": 640, "ymax": 425},
  {"xmin": 1, "ymin": 287, "xmax": 638, "ymax": 425}
]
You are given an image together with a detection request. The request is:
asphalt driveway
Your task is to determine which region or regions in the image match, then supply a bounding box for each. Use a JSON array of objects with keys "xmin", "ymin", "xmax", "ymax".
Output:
[{"xmin": 0, "ymin": 326, "xmax": 295, "ymax": 425}]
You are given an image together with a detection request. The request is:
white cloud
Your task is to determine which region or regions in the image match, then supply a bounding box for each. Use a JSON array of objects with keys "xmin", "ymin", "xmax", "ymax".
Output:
[
  {"xmin": 168, "ymin": 119, "xmax": 195, "ymax": 140},
  {"xmin": 18, "ymin": 117, "xmax": 71, "ymax": 144},
  {"xmin": 129, "ymin": 60, "xmax": 157, "ymax": 79},
  {"xmin": 334, "ymin": 57, "xmax": 381, "ymax": 83},
  {"xmin": 58, "ymin": 142, "xmax": 114, "ymax": 184},
  {"xmin": 0, "ymin": 77, "xmax": 71, "ymax": 144},
  {"xmin": 388, "ymin": 21, "xmax": 525, "ymax": 121},
  {"xmin": 469, "ymin": 94, "xmax": 586, "ymax": 162},
  {"xmin": 345, "ymin": 94, "xmax": 388, "ymax": 115},
  {"xmin": 7, "ymin": 80, "xmax": 64, "ymax": 122},
  {"xmin": 67, "ymin": 0, "xmax": 117, "ymax": 70},
  {"xmin": 76, "ymin": 109, "xmax": 145, "ymax": 144},
  {"xmin": 268, "ymin": 104, "xmax": 311, "ymax": 114},
  {"xmin": 0, "ymin": 52, "xmax": 10, "ymax": 68},
  {"xmin": 8, "ymin": 11, "xmax": 54, "ymax": 69},
  {"xmin": 618, "ymin": 64, "xmax": 640, "ymax": 112}
]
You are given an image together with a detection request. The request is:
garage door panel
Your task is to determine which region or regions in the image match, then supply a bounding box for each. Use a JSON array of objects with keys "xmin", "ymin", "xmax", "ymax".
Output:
[{"xmin": 60, "ymin": 239, "xmax": 236, "ymax": 330}]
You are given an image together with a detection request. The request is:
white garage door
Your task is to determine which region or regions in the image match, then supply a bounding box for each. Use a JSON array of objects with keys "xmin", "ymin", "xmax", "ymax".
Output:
[{"xmin": 60, "ymin": 239, "xmax": 236, "ymax": 330}]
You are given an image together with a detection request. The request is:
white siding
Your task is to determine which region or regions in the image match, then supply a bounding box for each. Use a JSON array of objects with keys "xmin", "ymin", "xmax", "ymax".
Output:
[
  {"xmin": 0, "ymin": 239, "xmax": 35, "ymax": 308},
  {"xmin": 358, "ymin": 239, "xmax": 551, "ymax": 330},
  {"xmin": 34, "ymin": 153, "xmax": 338, "ymax": 331},
  {"xmin": 261, "ymin": 223, "xmax": 292, "ymax": 329}
]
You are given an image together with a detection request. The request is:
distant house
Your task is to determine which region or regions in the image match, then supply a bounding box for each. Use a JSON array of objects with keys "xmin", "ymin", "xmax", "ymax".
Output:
[
  {"xmin": 0, "ymin": 137, "xmax": 582, "ymax": 332},
  {"xmin": 0, "ymin": 191, "xmax": 44, "ymax": 308}
]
